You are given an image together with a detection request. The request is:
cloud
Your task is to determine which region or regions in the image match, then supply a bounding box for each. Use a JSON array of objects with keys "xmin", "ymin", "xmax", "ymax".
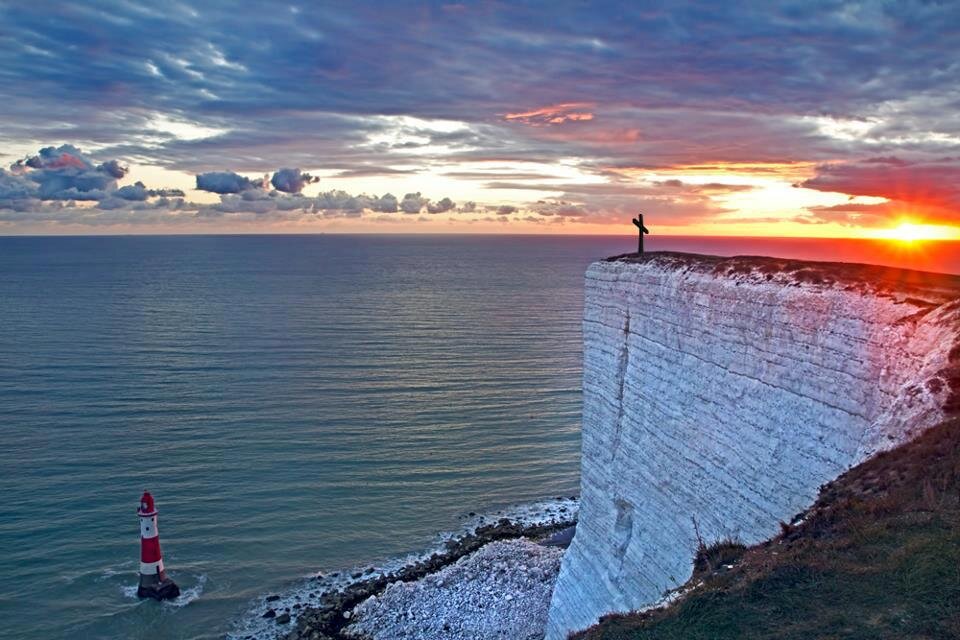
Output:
[
  {"xmin": 195, "ymin": 188, "xmax": 456, "ymax": 220},
  {"xmin": 798, "ymin": 202, "xmax": 899, "ymax": 228},
  {"xmin": 3, "ymin": 1, "xmax": 960, "ymax": 232},
  {"xmin": 0, "ymin": 169, "xmax": 39, "ymax": 203},
  {"xmin": 97, "ymin": 159, "xmax": 128, "ymax": 179},
  {"xmin": 115, "ymin": 181, "xmax": 185, "ymax": 200},
  {"xmin": 271, "ymin": 168, "xmax": 319, "ymax": 193},
  {"xmin": 6, "ymin": 1, "xmax": 959, "ymax": 178},
  {"xmin": 20, "ymin": 145, "xmax": 95, "ymax": 171},
  {"xmin": 196, "ymin": 171, "xmax": 268, "ymax": 194},
  {"xmin": 333, "ymin": 166, "xmax": 419, "ymax": 178},
  {"xmin": 10, "ymin": 145, "xmax": 122, "ymax": 201},
  {"xmin": 97, "ymin": 195, "xmax": 186, "ymax": 211},
  {"xmin": 427, "ymin": 197, "xmax": 456, "ymax": 213},
  {"xmin": 650, "ymin": 179, "xmax": 756, "ymax": 194},
  {"xmin": 366, "ymin": 193, "xmax": 395, "ymax": 213},
  {"xmin": 503, "ymin": 103, "xmax": 595, "ymax": 126},
  {"xmin": 2, "ymin": 145, "xmax": 185, "ymax": 213},
  {"xmin": 0, "ymin": 148, "xmax": 468, "ymax": 227},
  {"xmin": 801, "ymin": 158, "xmax": 960, "ymax": 208},
  {"xmin": 314, "ymin": 190, "xmax": 372, "ymax": 212},
  {"xmin": 800, "ymin": 157, "xmax": 960, "ymax": 224},
  {"xmin": 399, "ymin": 192, "xmax": 429, "ymax": 214},
  {"xmin": 530, "ymin": 201, "xmax": 588, "ymax": 217}
]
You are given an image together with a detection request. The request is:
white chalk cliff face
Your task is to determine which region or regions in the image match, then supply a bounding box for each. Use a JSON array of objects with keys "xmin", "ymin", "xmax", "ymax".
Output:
[{"xmin": 546, "ymin": 254, "xmax": 960, "ymax": 640}]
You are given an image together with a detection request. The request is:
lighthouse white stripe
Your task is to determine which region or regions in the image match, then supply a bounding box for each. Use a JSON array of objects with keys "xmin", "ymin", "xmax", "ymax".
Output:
[
  {"xmin": 139, "ymin": 559, "xmax": 164, "ymax": 575},
  {"xmin": 139, "ymin": 517, "xmax": 159, "ymax": 539}
]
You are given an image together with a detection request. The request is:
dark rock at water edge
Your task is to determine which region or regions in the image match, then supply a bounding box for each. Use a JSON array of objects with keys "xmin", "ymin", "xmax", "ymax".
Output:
[{"xmin": 137, "ymin": 578, "xmax": 180, "ymax": 601}]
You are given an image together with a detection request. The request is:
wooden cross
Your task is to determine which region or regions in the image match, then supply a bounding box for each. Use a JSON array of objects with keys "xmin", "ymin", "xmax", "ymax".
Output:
[{"xmin": 632, "ymin": 214, "xmax": 649, "ymax": 254}]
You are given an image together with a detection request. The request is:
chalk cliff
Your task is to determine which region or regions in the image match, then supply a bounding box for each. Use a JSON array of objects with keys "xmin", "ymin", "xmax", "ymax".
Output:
[{"xmin": 546, "ymin": 253, "xmax": 960, "ymax": 639}]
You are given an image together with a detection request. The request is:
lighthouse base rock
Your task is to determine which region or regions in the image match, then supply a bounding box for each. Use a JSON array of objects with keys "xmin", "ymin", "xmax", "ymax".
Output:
[
  {"xmin": 545, "ymin": 253, "xmax": 960, "ymax": 639},
  {"xmin": 137, "ymin": 577, "xmax": 180, "ymax": 601}
]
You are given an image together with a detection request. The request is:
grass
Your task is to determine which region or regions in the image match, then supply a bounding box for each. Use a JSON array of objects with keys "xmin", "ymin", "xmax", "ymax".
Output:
[{"xmin": 573, "ymin": 417, "xmax": 960, "ymax": 640}]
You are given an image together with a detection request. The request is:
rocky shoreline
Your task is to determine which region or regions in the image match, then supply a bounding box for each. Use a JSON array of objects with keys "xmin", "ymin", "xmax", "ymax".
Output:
[
  {"xmin": 230, "ymin": 498, "xmax": 578, "ymax": 640},
  {"xmin": 285, "ymin": 517, "xmax": 576, "ymax": 640},
  {"xmin": 346, "ymin": 539, "xmax": 564, "ymax": 640}
]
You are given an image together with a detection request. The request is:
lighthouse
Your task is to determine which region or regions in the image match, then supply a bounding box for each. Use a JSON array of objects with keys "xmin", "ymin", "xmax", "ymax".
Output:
[{"xmin": 136, "ymin": 490, "xmax": 180, "ymax": 600}]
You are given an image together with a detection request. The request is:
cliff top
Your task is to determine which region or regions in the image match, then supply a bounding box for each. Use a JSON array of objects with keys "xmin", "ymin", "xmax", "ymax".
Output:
[{"xmin": 605, "ymin": 251, "xmax": 960, "ymax": 305}]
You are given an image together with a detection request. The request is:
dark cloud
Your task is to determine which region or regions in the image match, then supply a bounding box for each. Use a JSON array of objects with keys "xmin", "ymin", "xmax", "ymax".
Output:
[
  {"xmin": 11, "ymin": 145, "xmax": 119, "ymax": 201},
  {"xmin": 2, "ymin": 145, "xmax": 185, "ymax": 210},
  {"xmin": 0, "ymin": 145, "xmax": 186, "ymax": 218},
  {"xmin": 97, "ymin": 159, "xmax": 128, "ymax": 179},
  {"xmin": 0, "ymin": 169, "xmax": 37, "ymax": 196},
  {"xmin": 271, "ymin": 168, "xmax": 319, "ymax": 193},
  {"xmin": 20, "ymin": 145, "xmax": 96, "ymax": 171},
  {"xmin": 196, "ymin": 171, "xmax": 268, "ymax": 194},
  {"xmin": 4, "ymin": 2, "xmax": 958, "ymax": 167}
]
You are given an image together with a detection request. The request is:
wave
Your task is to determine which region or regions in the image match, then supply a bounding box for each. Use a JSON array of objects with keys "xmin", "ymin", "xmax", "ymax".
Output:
[{"xmin": 167, "ymin": 573, "xmax": 207, "ymax": 608}]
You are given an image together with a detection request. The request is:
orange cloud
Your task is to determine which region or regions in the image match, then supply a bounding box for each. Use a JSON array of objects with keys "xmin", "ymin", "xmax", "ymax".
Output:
[
  {"xmin": 626, "ymin": 161, "xmax": 817, "ymax": 179},
  {"xmin": 503, "ymin": 103, "xmax": 595, "ymax": 126}
]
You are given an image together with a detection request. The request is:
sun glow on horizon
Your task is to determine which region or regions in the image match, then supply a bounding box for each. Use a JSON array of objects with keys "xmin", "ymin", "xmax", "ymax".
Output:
[{"xmin": 865, "ymin": 220, "xmax": 960, "ymax": 243}]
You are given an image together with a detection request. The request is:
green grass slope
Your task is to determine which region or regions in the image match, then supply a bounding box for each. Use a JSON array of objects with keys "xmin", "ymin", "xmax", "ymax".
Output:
[{"xmin": 574, "ymin": 416, "xmax": 960, "ymax": 640}]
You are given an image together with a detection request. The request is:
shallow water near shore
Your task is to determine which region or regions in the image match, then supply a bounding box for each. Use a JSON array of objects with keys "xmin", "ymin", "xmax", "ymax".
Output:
[{"xmin": 2, "ymin": 234, "xmax": 958, "ymax": 640}]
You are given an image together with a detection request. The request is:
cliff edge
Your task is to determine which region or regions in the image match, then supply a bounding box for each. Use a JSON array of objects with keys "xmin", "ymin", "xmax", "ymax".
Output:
[{"xmin": 546, "ymin": 252, "xmax": 960, "ymax": 639}]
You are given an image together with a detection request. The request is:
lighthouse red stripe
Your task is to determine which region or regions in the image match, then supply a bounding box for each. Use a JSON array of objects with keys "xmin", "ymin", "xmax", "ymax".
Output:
[{"xmin": 141, "ymin": 536, "xmax": 162, "ymax": 563}]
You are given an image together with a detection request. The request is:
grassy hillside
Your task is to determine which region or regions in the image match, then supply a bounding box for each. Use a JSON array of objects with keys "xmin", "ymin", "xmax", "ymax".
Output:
[{"xmin": 574, "ymin": 416, "xmax": 960, "ymax": 640}]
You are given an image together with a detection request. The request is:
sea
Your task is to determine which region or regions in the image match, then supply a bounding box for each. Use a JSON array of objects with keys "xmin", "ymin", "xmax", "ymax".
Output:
[{"xmin": 1, "ymin": 234, "xmax": 958, "ymax": 640}]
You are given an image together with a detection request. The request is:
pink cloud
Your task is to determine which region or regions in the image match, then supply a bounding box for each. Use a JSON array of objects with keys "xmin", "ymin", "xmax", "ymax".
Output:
[{"xmin": 503, "ymin": 103, "xmax": 595, "ymax": 126}]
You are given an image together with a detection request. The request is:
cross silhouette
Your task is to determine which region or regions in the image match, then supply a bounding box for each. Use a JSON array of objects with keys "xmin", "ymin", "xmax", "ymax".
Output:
[{"xmin": 632, "ymin": 214, "xmax": 649, "ymax": 254}]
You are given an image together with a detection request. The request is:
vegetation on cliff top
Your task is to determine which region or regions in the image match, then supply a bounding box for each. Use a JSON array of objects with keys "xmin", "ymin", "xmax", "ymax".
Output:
[{"xmin": 574, "ymin": 416, "xmax": 960, "ymax": 640}]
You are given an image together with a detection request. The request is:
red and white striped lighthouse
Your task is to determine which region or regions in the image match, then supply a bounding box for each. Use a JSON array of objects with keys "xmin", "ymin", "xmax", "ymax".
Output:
[{"xmin": 136, "ymin": 490, "xmax": 180, "ymax": 600}]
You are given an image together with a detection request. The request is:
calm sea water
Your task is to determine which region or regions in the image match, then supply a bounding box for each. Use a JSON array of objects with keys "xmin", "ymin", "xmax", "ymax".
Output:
[{"xmin": 1, "ymin": 234, "xmax": 958, "ymax": 640}]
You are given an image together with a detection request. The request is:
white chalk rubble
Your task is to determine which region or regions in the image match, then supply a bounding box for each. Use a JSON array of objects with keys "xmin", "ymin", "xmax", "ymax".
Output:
[{"xmin": 345, "ymin": 539, "xmax": 563, "ymax": 640}]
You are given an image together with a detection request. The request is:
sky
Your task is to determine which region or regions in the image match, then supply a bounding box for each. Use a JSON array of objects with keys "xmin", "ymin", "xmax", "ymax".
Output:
[{"xmin": 1, "ymin": 1, "xmax": 959, "ymax": 237}]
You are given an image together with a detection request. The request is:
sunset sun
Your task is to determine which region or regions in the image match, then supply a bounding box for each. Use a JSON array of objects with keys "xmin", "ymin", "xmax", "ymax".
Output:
[
  {"xmin": 895, "ymin": 222, "xmax": 932, "ymax": 242},
  {"xmin": 869, "ymin": 220, "xmax": 960, "ymax": 243}
]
